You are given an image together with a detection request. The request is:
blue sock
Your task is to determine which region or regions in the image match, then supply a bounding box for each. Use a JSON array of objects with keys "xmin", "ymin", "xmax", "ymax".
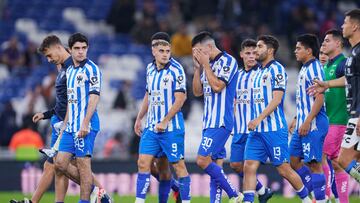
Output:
[
  {"xmin": 179, "ymin": 176, "xmax": 191, "ymax": 200},
  {"xmin": 255, "ymin": 180, "xmax": 263, "ymax": 191},
  {"xmin": 136, "ymin": 173, "xmax": 150, "ymax": 199},
  {"xmin": 210, "ymin": 177, "xmax": 222, "ymax": 203},
  {"xmin": 296, "ymin": 186, "xmax": 309, "ymax": 199},
  {"xmin": 159, "ymin": 180, "xmax": 171, "ymax": 203},
  {"xmin": 56, "ymin": 202, "xmax": 64, "ymax": 203},
  {"xmin": 243, "ymin": 191, "xmax": 255, "ymax": 202},
  {"xmin": 78, "ymin": 200, "xmax": 89, "ymax": 203},
  {"xmin": 296, "ymin": 166, "xmax": 313, "ymax": 192},
  {"xmin": 311, "ymin": 173, "xmax": 326, "ymax": 200},
  {"xmin": 204, "ymin": 162, "xmax": 237, "ymax": 198},
  {"xmin": 327, "ymin": 159, "xmax": 339, "ymax": 198},
  {"xmin": 170, "ymin": 178, "xmax": 180, "ymax": 192}
]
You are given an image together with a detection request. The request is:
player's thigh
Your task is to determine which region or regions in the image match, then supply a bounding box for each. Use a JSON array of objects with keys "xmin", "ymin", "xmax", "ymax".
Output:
[
  {"xmin": 139, "ymin": 130, "xmax": 161, "ymax": 156},
  {"xmin": 54, "ymin": 151, "xmax": 73, "ymax": 171},
  {"xmin": 58, "ymin": 131, "xmax": 75, "ymax": 155},
  {"xmin": 159, "ymin": 130, "xmax": 185, "ymax": 163},
  {"xmin": 323, "ymin": 125, "xmax": 346, "ymax": 159},
  {"xmin": 338, "ymin": 147, "xmax": 360, "ymax": 168},
  {"xmin": 263, "ymin": 128, "xmax": 290, "ymax": 166},
  {"xmin": 301, "ymin": 130, "xmax": 326, "ymax": 163},
  {"xmin": 74, "ymin": 130, "xmax": 97, "ymax": 158},
  {"xmin": 198, "ymin": 128, "xmax": 231, "ymax": 157},
  {"xmin": 230, "ymin": 133, "xmax": 248, "ymax": 163},
  {"xmin": 289, "ymin": 131, "xmax": 303, "ymax": 158},
  {"xmin": 341, "ymin": 118, "xmax": 360, "ymax": 151},
  {"xmin": 244, "ymin": 132, "xmax": 267, "ymax": 164}
]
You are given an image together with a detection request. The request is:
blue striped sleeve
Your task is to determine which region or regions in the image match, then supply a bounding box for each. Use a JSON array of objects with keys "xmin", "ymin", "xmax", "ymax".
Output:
[
  {"xmin": 270, "ymin": 63, "xmax": 286, "ymax": 91},
  {"xmin": 218, "ymin": 55, "xmax": 238, "ymax": 85},
  {"xmin": 86, "ymin": 61, "xmax": 101, "ymax": 95},
  {"xmin": 171, "ymin": 62, "xmax": 186, "ymax": 93}
]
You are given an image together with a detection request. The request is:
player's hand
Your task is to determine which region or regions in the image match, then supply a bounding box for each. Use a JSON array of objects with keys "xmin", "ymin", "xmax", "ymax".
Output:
[
  {"xmin": 155, "ymin": 120, "xmax": 168, "ymax": 132},
  {"xmin": 357, "ymin": 116, "xmax": 360, "ymax": 136},
  {"xmin": 192, "ymin": 48, "xmax": 209, "ymax": 67},
  {"xmin": 78, "ymin": 123, "xmax": 90, "ymax": 138},
  {"xmin": 193, "ymin": 55, "xmax": 201, "ymax": 70},
  {"xmin": 248, "ymin": 118, "xmax": 260, "ymax": 131},
  {"xmin": 307, "ymin": 79, "xmax": 329, "ymax": 96},
  {"xmin": 298, "ymin": 121, "xmax": 310, "ymax": 136},
  {"xmin": 134, "ymin": 118, "xmax": 143, "ymax": 136},
  {"xmin": 32, "ymin": 112, "xmax": 44, "ymax": 123},
  {"xmin": 289, "ymin": 118, "xmax": 296, "ymax": 134}
]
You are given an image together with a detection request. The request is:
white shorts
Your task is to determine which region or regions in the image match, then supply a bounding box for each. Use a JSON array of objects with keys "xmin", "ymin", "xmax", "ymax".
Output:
[{"xmin": 341, "ymin": 118, "xmax": 360, "ymax": 151}]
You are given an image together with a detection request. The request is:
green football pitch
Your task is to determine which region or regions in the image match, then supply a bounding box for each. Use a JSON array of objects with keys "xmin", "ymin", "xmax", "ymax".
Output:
[{"xmin": 1, "ymin": 192, "xmax": 359, "ymax": 203}]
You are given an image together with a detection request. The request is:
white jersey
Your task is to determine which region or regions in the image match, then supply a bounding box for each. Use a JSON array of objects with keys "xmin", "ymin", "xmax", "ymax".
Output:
[
  {"xmin": 251, "ymin": 60, "xmax": 287, "ymax": 132},
  {"xmin": 234, "ymin": 65, "xmax": 259, "ymax": 134}
]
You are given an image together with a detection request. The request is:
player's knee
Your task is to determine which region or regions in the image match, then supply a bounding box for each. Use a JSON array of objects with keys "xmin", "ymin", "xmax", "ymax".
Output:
[
  {"xmin": 230, "ymin": 162, "xmax": 243, "ymax": 173},
  {"xmin": 137, "ymin": 158, "xmax": 151, "ymax": 172},
  {"xmin": 54, "ymin": 160, "xmax": 67, "ymax": 173},
  {"xmin": 308, "ymin": 161, "xmax": 322, "ymax": 173},
  {"xmin": 243, "ymin": 161, "xmax": 256, "ymax": 174},
  {"xmin": 43, "ymin": 161, "xmax": 55, "ymax": 173},
  {"xmin": 196, "ymin": 156, "xmax": 210, "ymax": 169}
]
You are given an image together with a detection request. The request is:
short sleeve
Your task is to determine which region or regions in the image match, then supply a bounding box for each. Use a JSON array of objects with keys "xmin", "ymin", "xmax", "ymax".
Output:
[
  {"xmin": 218, "ymin": 56, "xmax": 238, "ymax": 85},
  {"xmin": 270, "ymin": 64, "xmax": 287, "ymax": 91},
  {"xmin": 173, "ymin": 66, "xmax": 186, "ymax": 93},
  {"xmin": 306, "ymin": 61, "xmax": 325, "ymax": 86},
  {"xmin": 86, "ymin": 64, "xmax": 101, "ymax": 95}
]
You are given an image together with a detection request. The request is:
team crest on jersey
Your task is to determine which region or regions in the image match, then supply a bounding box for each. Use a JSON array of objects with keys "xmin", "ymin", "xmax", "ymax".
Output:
[
  {"xmin": 162, "ymin": 75, "xmax": 172, "ymax": 87},
  {"xmin": 76, "ymin": 74, "xmax": 85, "ymax": 86},
  {"xmin": 262, "ymin": 74, "xmax": 268, "ymax": 83}
]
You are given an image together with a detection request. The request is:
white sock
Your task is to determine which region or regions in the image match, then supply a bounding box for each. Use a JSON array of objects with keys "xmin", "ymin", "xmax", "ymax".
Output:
[
  {"xmin": 135, "ymin": 197, "xmax": 145, "ymax": 203},
  {"xmin": 257, "ymin": 185, "xmax": 265, "ymax": 195},
  {"xmin": 316, "ymin": 200, "xmax": 327, "ymax": 203},
  {"xmin": 301, "ymin": 196, "xmax": 312, "ymax": 203},
  {"xmin": 182, "ymin": 201, "xmax": 190, "ymax": 203}
]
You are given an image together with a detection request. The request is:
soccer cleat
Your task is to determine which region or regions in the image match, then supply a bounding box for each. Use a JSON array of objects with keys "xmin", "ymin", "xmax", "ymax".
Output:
[
  {"xmin": 258, "ymin": 188, "xmax": 273, "ymax": 203},
  {"xmin": 39, "ymin": 148, "xmax": 57, "ymax": 158},
  {"xmin": 90, "ymin": 187, "xmax": 112, "ymax": 203},
  {"xmin": 9, "ymin": 198, "xmax": 32, "ymax": 203},
  {"xmin": 229, "ymin": 193, "xmax": 244, "ymax": 203}
]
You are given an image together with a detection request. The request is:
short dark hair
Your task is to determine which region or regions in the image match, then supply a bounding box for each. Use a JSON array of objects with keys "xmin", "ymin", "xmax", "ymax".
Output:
[
  {"xmin": 345, "ymin": 9, "xmax": 360, "ymax": 24},
  {"xmin": 325, "ymin": 29, "xmax": 344, "ymax": 47},
  {"xmin": 38, "ymin": 35, "xmax": 62, "ymax": 54},
  {"xmin": 296, "ymin": 34, "xmax": 320, "ymax": 57},
  {"xmin": 241, "ymin": 39, "xmax": 257, "ymax": 51},
  {"xmin": 151, "ymin": 32, "xmax": 170, "ymax": 46},
  {"xmin": 191, "ymin": 31, "xmax": 214, "ymax": 47},
  {"xmin": 257, "ymin": 35, "xmax": 279, "ymax": 55},
  {"xmin": 68, "ymin": 33, "xmax": 88, "ymax": 48}
]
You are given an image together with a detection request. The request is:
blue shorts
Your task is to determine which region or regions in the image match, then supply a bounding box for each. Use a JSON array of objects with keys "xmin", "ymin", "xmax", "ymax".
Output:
[
  {"xmin": 289, "ymin": 117, "xmax": 328, "ymax": 163},
  {"xmin": 58, "ymin": 130, "xmax": 97, "ymax": 157},
  {"xmin": 139, "ymin": 129, "xmax": 184, "ymax": 163},
  {"xmin": 230, "ymin": 133, "xmax": 248, "ymax": 163},
  {"xmin": 211, "ymin": 147, "xmax": 226, "ymax": 160},
  {"xmin": 245, "ymin": 128, "xmax": 289, "ymax": 166},
  {"xmin": 197, "ymin": 127, "xmax": 231, "ymax": 157}
]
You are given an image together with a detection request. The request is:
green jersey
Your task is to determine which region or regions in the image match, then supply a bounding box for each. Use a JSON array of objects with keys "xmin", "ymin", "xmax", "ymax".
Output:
[{"xmin": 324, "ymin": 54, "xmax": 349, "ymax": 125}]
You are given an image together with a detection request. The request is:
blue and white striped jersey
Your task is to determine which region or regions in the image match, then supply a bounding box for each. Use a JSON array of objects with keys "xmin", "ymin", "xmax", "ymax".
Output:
[
  {"xmin": 145, "ymin": 58, "xmax": 186, "ymax": 132},
  {"xmin": 234, "ymin": 64, "xmax": 260, "ymax": 134},
  {"xmin": 295, "ymin": 58, "xmax": 326, "ymax": 130},
  {"xmin": 201, "ymin": 52, "xmax": 239, "ymax": 131},
  {"xmin": 251, "ymin": 60, "xmax": 287, "ymax": 132},
  {"xmin": 66, "ymin": 59, "xmax": 101, "ymax": 133}
]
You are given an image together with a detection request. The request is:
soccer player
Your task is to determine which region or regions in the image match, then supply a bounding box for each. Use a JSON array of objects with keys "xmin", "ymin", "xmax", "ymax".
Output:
[
  {"xmin": 321, "ymin": 29, "xmax": 349, "ymax": 203},
  {"xmin": 230, "ymin": 39, "xmax": 273, "ymax": 203},
  {"xmin": 308, "ymin": 9, "xmax": 360, "ymax": 184},
  {"xmin": 243, "ymin": 35, "xmax": 312, "ymax": 203},
  {"xmin": 54, "ymin": 33, "xmax": 103, "ymax": 203},
  {"xmin": 289, "ymin": 34, "xmax": 328, "ymax": 202},
  {"xmin": 10, "ymin": 35, "xmax": 110, "ymax": 203},
  {"xmin": 192, "ymin": 31, "xmax": 243, "ymax": 203},
  {"xmin": 134, "ymin": 32, "xmax": 191, "ymax": 203}
]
